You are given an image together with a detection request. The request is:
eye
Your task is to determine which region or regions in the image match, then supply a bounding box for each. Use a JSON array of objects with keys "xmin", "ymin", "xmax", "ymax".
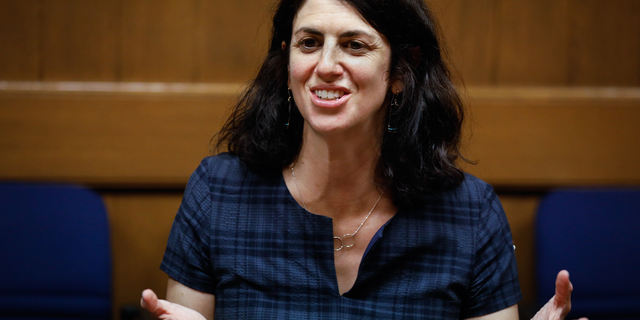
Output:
[
  {"xmin": 344, "ymin": 40, "xmax": 368, "ymax": 54},
  {"xmin": 302, "ymin": 38, "xmax": 317, "ymax": 48},
  {"xmin": 348, "ymin": 41, "xmax": 364, "ymax": 50},
  {"xmin": 297, "ymin": 37, "xmax": 321, "ymax": 53}
]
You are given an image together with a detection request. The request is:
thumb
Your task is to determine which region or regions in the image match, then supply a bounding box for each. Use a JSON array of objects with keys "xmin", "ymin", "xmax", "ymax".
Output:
[
  {"xmin": 554, "ymin": 270, "xmax": 572, "ymax": 305},
  {"xmin": 554, "ymin": 270, "xmax": 574, "ymax": 319},
  {"xmin": 141, "ymin": 289, "xmax": 169, "ymax": 317}
]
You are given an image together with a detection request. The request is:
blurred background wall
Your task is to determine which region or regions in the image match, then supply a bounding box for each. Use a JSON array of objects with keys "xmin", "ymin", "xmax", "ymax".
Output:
[{"xmin": 1, "ymin": 0, "xmax": 639, "ymax": 317}]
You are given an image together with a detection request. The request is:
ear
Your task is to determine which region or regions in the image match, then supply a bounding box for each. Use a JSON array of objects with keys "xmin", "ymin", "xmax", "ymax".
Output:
[
  {"xmin": 282, "ymin": 41, "xmax": 290, "ymax": 86},
  {"xmin": 391, "ymin": 80, "xmax": 404, "ymax": 95}
]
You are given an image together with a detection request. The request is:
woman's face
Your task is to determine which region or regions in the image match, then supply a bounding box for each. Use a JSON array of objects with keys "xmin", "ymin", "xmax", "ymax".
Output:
[{"xmin": 288, "ymin": 0, "xmax": 399, "ymax": 136}]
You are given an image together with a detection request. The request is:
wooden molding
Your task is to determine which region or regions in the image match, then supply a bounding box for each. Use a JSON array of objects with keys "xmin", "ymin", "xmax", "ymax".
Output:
[
  {"xmin": 0, "ymin": 81, "xmax": 246, "ymax": 95},
  {"xmin": 466, "ymin": 86, "xmax": 640, "ymax": 100},
  {"xmin": 4, "ymin": 81, "xmax": 640, "ymax": 99},
  {"xmin": 1, "ymin": 82, "xmax": 639, "ymax": 189}
]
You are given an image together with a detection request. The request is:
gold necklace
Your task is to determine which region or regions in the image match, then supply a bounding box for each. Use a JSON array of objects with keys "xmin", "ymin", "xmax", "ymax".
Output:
[{"xmin": 289, "ymin": 163, "xmax": 384, "ymax": 251}]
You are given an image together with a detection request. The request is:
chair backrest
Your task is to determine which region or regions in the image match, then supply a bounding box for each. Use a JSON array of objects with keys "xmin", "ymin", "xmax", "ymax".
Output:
[
  {"xmin": 536, "ymin": 188, "xmax": 640, "ymax": 320},
  {"xmin": 0, "ymin": 182, "xmax": 112, "ymax": 320}
]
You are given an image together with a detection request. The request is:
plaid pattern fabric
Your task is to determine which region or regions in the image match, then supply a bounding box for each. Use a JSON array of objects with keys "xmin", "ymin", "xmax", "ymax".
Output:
[{"xmin": 161, "ymin": 154, "xmax": 522, "ymax": 319}]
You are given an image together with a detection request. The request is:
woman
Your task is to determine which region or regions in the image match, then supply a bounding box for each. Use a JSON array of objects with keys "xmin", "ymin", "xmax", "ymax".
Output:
[{"xmin": 141, "ymin": 0, "xmax": 583, "ymax": 318}]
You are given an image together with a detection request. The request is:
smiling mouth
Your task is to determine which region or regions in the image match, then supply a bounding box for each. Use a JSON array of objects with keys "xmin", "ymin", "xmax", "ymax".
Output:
[{"xmin": 314, "ymin": 89, "xmax": 345, "ymax": 100}]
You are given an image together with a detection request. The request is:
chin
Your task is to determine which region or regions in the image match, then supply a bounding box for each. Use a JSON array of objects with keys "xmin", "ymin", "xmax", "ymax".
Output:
[
  {"xmin": 304, "ymin": 120, "xmax": 349, "ymax": 135},
  {"xmin": 309, "ymin": 125, "xmax": 349, "ymax": 135}
]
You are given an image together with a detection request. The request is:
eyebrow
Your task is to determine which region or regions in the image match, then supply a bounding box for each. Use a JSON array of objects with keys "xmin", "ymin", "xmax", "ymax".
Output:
[
  {"xmin": 341, "ymin": 30, "xmax": 374, "ymax": 38},
  {"xmin": 294, "ymin": 27, "xmax": 323, "ymax": 37},
  {"xmin": 293, "ymin": 27, "xmax": 375, "ymax": 39}
]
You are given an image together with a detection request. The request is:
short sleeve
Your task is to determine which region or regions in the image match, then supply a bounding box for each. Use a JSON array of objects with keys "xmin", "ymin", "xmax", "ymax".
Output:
[
  {"xmin": 460, "ymin": 186, "xmax": 522, "ymax": 318},
  {"xmin": 160, "ymin": 159, "xmax": 216, "ymax": 294}
]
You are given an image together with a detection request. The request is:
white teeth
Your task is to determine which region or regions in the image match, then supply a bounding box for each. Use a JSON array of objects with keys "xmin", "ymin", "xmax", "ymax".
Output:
[{"xmin": 314, "ymin": 89, "xmax": 345, "ymax": 100}]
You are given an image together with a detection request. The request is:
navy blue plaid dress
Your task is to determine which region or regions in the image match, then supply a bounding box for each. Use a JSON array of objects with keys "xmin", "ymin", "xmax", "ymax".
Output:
[{"xmin": 161, "ymin": 153, "xmax": 522, "ymax": 319}]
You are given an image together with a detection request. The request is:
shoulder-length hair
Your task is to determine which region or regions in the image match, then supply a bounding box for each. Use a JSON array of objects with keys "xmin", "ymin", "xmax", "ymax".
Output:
[{"xmin": 216, "ymin": 0, "xmax": 465, "ymax": 207}]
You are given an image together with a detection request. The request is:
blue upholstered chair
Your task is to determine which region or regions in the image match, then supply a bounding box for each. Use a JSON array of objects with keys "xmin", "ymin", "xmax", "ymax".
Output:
[
  {"xmin": 0, "ymin": 182, "xmax": 112, "ymax": 320},
  {"xmin": 536, "ymin": 188, "xmax": 640, "ymax": 320}
]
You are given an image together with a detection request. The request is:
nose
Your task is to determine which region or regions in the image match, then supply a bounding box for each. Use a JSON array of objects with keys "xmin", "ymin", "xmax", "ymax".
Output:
[{"xmin": 316, "ymin": 46, "xmax": 343, "ymax": 81}]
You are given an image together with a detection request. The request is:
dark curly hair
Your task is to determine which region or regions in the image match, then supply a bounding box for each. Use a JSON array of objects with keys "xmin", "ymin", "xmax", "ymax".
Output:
[{"xmin": 216, "ymin": 0, "xmax": 465, "ymax": 207}]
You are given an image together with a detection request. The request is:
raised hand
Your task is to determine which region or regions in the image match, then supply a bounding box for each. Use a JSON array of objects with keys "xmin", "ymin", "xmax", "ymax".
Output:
[
  {"xmin": 531, "ymin": 270, "xmax": 588, "ymax": 320},
  {"xmin": 140, "ymin": 289, "xmax": 207, "ymax": 320}
]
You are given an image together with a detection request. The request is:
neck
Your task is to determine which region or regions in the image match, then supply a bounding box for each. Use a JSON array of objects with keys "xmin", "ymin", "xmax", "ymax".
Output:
[{"xmin": 288, "ymin": 123, "xmax": 384, "ymax": 218}]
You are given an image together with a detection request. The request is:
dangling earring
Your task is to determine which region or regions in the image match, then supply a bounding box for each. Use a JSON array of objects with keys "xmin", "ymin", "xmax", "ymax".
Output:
[
  {"xmin": 387, "ymin": 93, "xmax": 399, "ymax": 133},
  {"xmin": 286, "ymin": 88, "xmax": 292, "ymax": 129}
]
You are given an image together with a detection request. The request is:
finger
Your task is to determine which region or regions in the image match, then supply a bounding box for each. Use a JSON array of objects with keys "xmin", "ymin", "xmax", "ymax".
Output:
[
  {"xmin": 141, "ymin": 289, "xmax": 166, "ymax": 317},
  {"xmin": 554, "ymin": 270, "xmax": 573, "ymax": 318},
  {"xmin": 554, "ymin": 270, "xmax": 572, "ymax": 303}
]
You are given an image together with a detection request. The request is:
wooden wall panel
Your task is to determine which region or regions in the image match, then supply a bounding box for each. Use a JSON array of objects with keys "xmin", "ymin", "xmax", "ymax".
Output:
[
  {"xmin": 494, "ymin": 0, "xmax": 571, "ymax": 85},
  {"xmin": 462, "ymin": 89, "xmax": 640, "ymax": 187},
  {"xmin": 121, "ymin": 0, "xmax": 197, "ymax": 81},
  {"xmin": 569, "ymin": 0, "xmax": 640, "ymax": 86},
  {"xmin": 1, "ymin": 86, "xmax": 639, "ymax": 188},
  {"xmin": 195, "ymin": 0, "xmax": 272, "ymax": 82},
  {"xmin": 0, "ymin": 91, "xmax": 233, "ymax": 186},
  {"xmin": 103, "ymin": 192, "xmax": 183, "ymax": 318},
  {"xmin": 0, "ymin": 0, "xmax": 40, "ymax": 80},
  {"xmin": 428, "ymin": 0, "xmax": 497, "ymax": 85},
  {"xmin": 1, "ymin": 0, "xmax": 640, "ymax": 314},
  {"xmin": 41, "ymin": 1, "xmax": 118, "ymax": 81},
  {"xmin": 2, "ymin": 1, "xmax": 640, "ymax": 85}
]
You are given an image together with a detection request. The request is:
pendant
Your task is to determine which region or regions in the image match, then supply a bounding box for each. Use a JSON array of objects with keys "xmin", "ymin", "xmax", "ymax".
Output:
[{"xmin": 333, "ymin": 233, "xmax": 356, "ymax": 251}]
